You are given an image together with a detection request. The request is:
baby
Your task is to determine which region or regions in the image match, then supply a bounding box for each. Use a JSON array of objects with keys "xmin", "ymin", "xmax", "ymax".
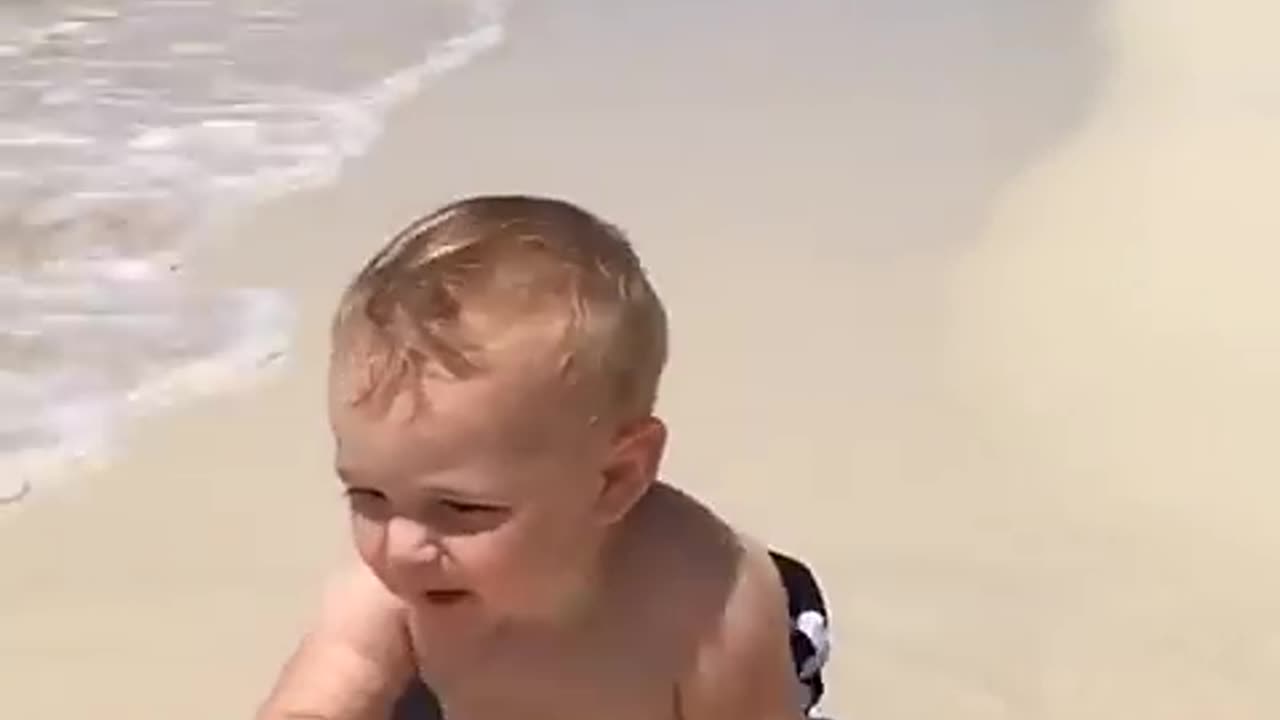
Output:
[{"xmin": 255, "ymin": 195, "xmax": 831, "ymax": 720}]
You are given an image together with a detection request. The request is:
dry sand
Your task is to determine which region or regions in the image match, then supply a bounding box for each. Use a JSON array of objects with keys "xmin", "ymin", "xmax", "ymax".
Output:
[{"xmin": 2, "ymin": 0, "xmax": 1278, "ymax": 717}]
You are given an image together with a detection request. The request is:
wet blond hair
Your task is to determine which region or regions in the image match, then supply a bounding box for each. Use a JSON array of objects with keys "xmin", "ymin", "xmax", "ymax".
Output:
[{"xmin": 331, "ymin": 195, "xmax": 668, "ymax": 425}]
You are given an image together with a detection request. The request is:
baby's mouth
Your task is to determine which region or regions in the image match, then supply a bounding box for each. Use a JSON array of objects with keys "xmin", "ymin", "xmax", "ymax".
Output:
[{"xmin": 423, "ymin": 589, "xmax": 471, "ymax": 605}]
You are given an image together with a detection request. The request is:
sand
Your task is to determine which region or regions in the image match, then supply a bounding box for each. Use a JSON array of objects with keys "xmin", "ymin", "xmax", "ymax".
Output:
[{"xmin": 2, "ymin": 0, "xmax": 1278, "ymax": 717}]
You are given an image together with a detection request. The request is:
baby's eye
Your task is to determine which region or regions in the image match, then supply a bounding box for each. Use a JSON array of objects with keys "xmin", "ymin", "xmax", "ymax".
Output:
[
  {"xmin": 343, "ymin": 487, "xmax": 384, "ymax": 501},
  {"xmin": 440, "ymin": 499, "xmax": 502, "ymax": 514},
  {"xmin": 343, "ymin": 487, "xmax": 389, "ymax": 515}
]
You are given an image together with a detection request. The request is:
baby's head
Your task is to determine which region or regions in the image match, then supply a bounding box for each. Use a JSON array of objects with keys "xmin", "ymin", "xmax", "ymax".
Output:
[{"xmin": 327, "ymin": 195, "xmax": 668, "ymax": 621}]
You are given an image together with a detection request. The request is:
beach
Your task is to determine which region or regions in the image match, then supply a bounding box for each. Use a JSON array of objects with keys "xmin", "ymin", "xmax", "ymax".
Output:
[{"xmin": 2, "ymin": 0, "xmax": 1279, "ymax": 718}]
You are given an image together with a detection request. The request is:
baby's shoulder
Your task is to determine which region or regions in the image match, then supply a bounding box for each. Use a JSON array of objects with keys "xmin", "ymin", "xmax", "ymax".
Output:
[
  {"xmin": 626, "ymin": 482, "xmax": 741, "ymax": 568},
  {"xmin": 616, "ymin": 487, "xmax": 803, "ymax": 713},
  {"xmin": 615, "ymin": 483, "xmax": 775, "ymax": 621}
]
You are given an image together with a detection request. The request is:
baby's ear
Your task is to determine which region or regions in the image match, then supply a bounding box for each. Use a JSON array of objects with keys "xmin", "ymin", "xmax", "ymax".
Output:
[{"xmin": 593, "ymin": 416, "xmax": 667, "ymax": 525}]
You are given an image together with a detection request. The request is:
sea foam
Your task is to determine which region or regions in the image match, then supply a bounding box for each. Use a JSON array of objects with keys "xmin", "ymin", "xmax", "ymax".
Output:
[{"xmin": 0, "ymin": 0, "xmax": 507, "ymax": 506}]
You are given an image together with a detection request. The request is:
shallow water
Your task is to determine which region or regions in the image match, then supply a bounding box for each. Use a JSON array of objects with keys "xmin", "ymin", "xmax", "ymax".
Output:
[{"xmin": 0, "ymin": 0, "xmax": 506, "ymax": 500}]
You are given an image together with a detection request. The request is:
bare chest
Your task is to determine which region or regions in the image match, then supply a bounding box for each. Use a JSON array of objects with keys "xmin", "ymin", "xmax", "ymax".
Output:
[
  {"xmin": 440, "ymin": 664, "xmax": 677, "ymax": 720},
  {"xmin": 410, "ymin": 616, "xmax": 684, "ymax": 720}
]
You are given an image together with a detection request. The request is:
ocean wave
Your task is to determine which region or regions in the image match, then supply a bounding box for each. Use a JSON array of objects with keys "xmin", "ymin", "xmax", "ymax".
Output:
[{"xmin": 0, "ymin": 0, "xmax": 507, "ymax": 506}]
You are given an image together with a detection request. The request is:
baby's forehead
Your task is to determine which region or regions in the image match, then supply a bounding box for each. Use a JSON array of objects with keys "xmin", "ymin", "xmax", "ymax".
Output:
[
  {"xmin": 330, "ymin": 355, "xmax": 588, "ymax": 457},
  {"xmin": 332, "ymin": 396, "xmax": 592, "ymax": 504}
]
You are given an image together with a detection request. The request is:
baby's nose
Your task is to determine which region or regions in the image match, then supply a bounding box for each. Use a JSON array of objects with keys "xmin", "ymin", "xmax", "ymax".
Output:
[{"xmin": 383, "ymin": 515, "xmax": 442, "ymax": 568}]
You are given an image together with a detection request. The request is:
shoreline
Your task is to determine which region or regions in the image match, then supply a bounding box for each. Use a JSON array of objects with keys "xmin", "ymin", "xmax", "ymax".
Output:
[{"xmin": 0, "ymin": 0, "xmax": 506, "ymax": 512}]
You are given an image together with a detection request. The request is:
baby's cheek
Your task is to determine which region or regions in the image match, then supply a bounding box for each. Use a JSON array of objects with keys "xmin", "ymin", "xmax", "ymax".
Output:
[
  {"xmin": 349, "ymin": 516, "xmax": 387, "ymax": 564},
  {"xmin": 459, "ymin": 529, "xmax": 540, "ymax": 592}
]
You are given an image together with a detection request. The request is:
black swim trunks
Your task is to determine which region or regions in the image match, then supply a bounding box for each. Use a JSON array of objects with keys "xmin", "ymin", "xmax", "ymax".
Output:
[
  {"xmin": 392, "ymin": 550, "xmax": 831, "ymax": 718},
  {"xmin": 770, "ymin": 550, "xmax": 832, "ymax": 714}
]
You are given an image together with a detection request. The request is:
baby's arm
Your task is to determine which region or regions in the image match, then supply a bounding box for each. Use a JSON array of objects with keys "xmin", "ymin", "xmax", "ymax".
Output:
[
  {"xmin": 255, "ymin": 563, "xmax": 415, "ymax": 720},
  {"xmin": 677, "ymin": 539, "xmax": 810, "ymax": 720}
]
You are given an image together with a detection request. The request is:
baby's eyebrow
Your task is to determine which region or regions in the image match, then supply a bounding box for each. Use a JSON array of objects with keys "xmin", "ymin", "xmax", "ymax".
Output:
[{"xmin": 335, "ymin": 464, "xmax": 494, "ymax": 499}]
